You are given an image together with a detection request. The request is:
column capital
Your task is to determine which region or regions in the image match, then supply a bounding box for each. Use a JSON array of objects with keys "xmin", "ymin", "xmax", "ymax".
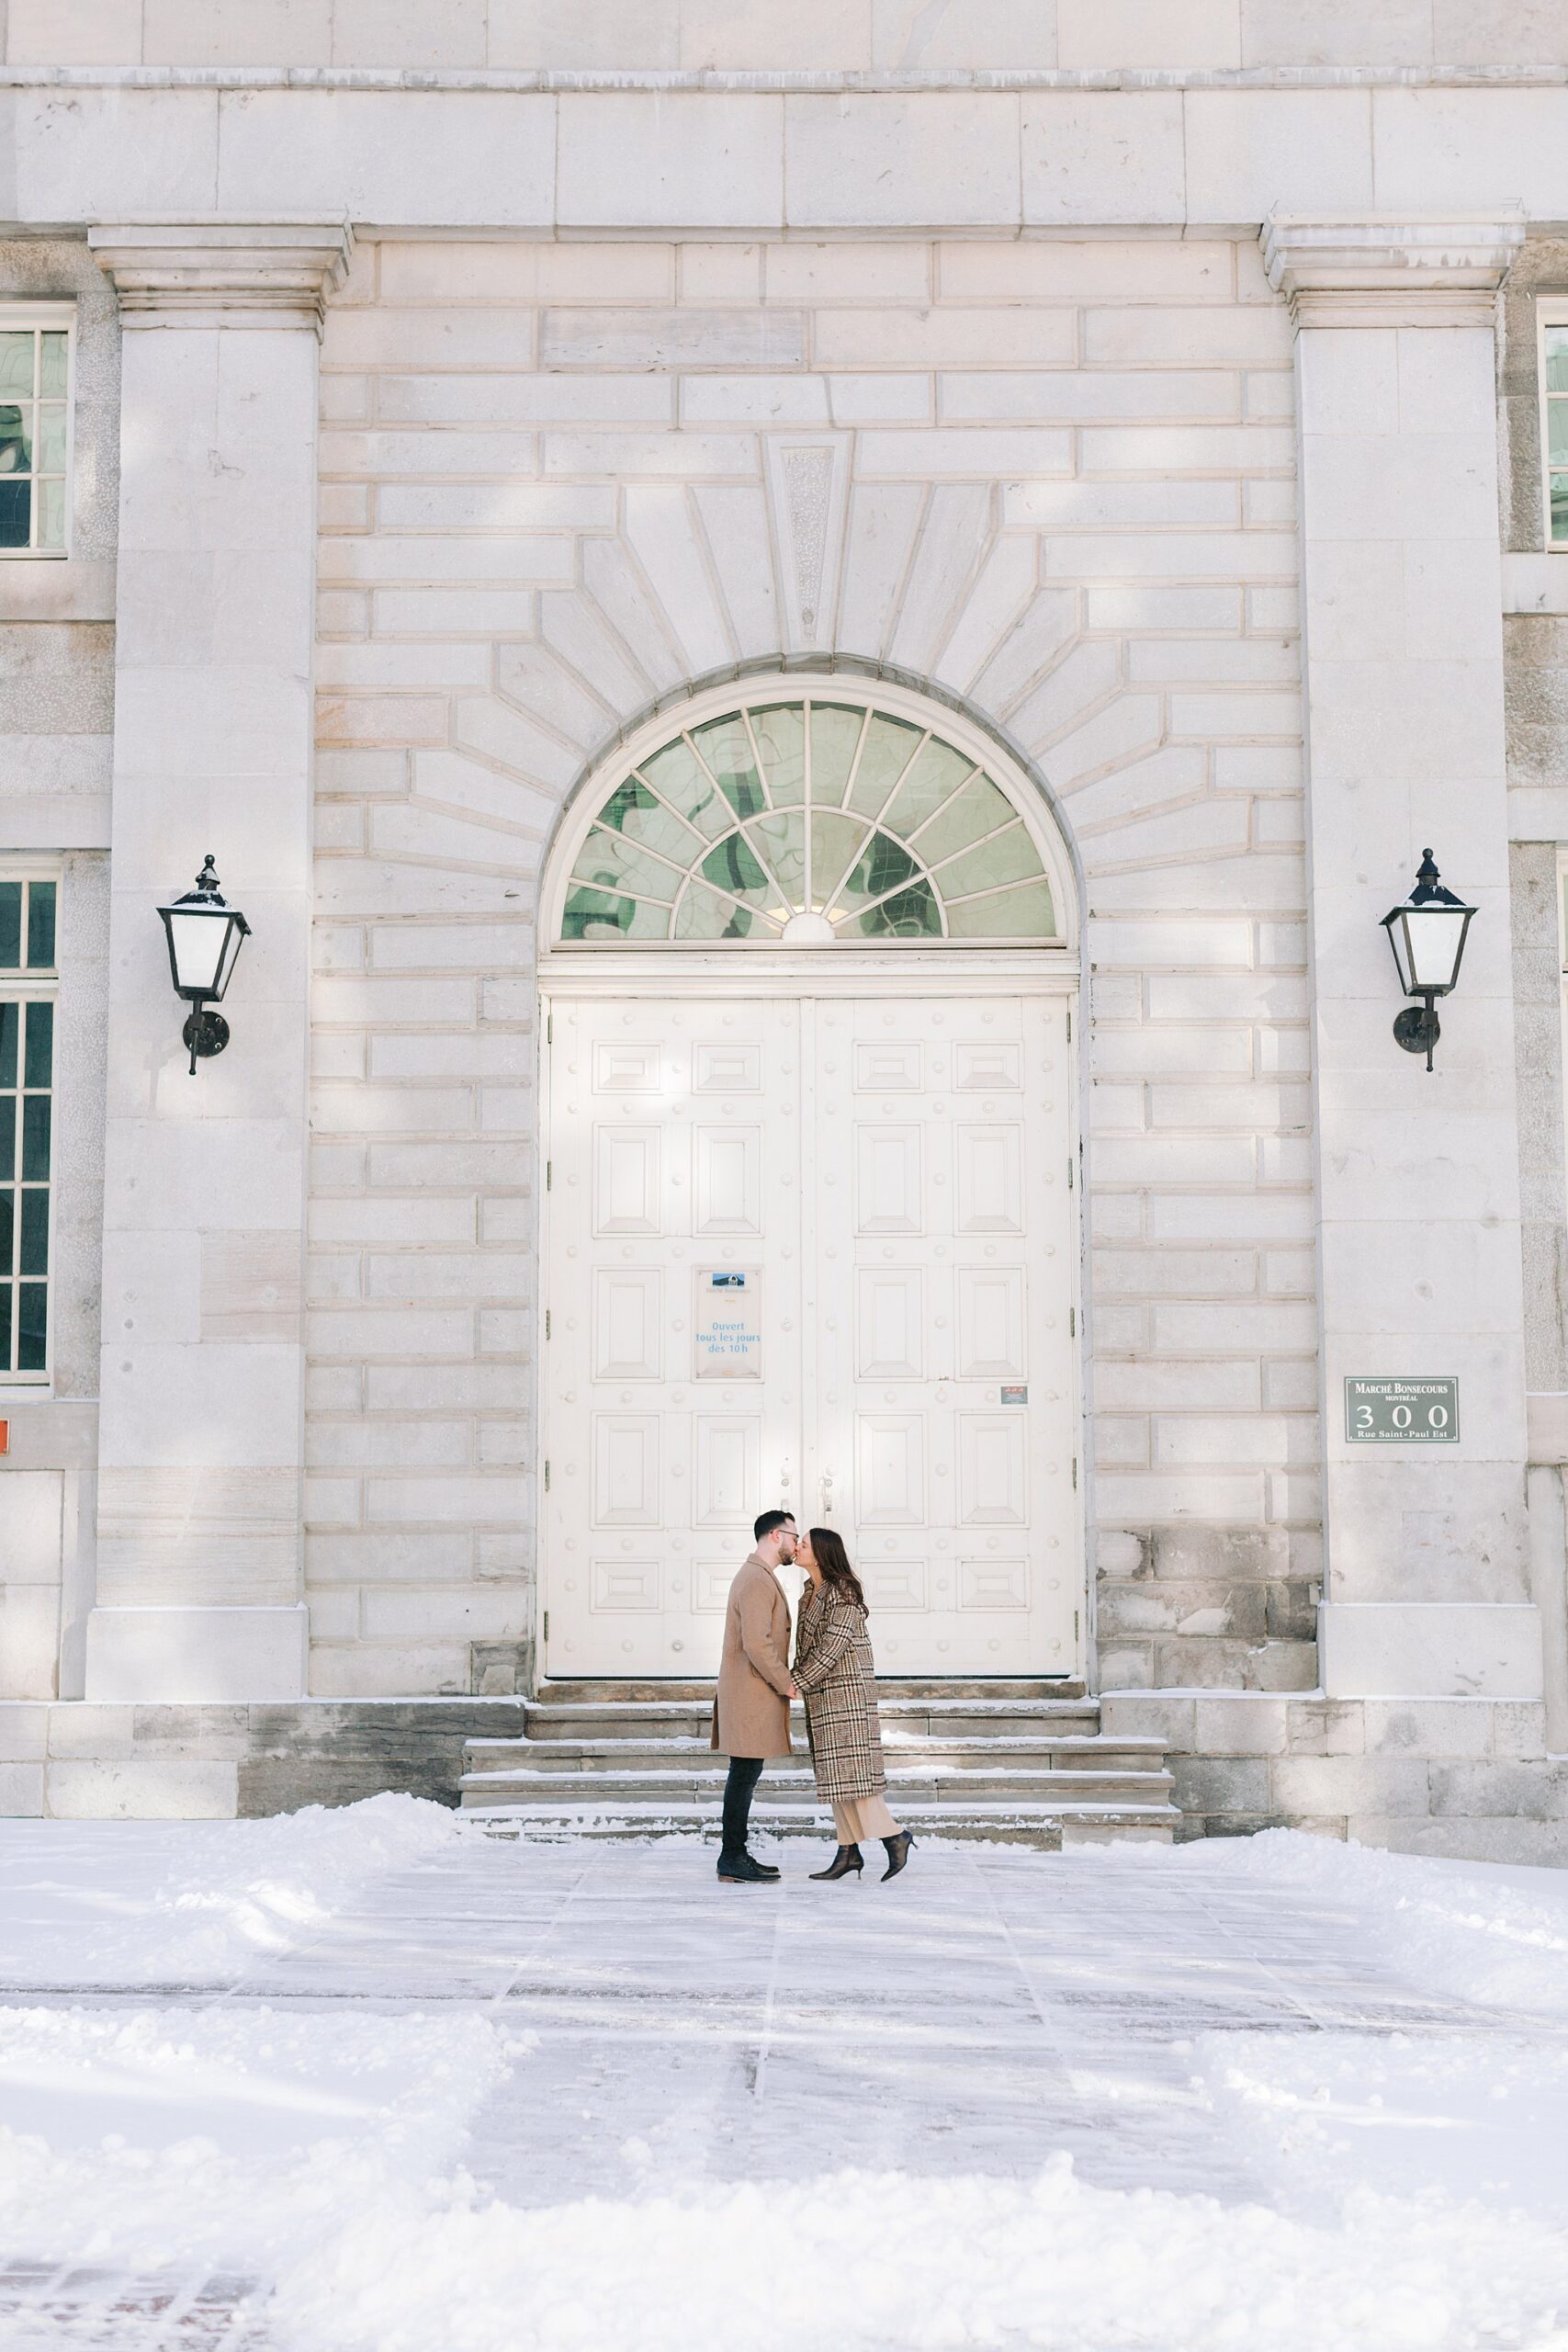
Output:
[
  {"xmin": 87, "ymin": 220, "xmax": 354, "ymax": 334},
  {"xmin": 1261, "ymin": 212, "xmax": 1525, "ymax": 329}
]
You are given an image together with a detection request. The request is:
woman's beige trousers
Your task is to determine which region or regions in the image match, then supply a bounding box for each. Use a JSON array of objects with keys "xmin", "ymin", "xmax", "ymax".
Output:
[{"xmin": 830, "ymin": 1794, "xmax": 901, "ymax": 1842}]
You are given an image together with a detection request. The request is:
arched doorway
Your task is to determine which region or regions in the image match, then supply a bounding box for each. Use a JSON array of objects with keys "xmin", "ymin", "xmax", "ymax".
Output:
[{"xmin": 538, "ymin": 675, "xmax": 1082, "ymax": 1681}]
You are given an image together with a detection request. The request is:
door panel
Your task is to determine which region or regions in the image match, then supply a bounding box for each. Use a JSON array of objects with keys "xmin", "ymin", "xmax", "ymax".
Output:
[
  {"xmin": 810, "ymin": 995, "xmax": 1077, "ymax": 1675},
  {"xmin": 546, "ymin": 998, "xmax": 802, "ymax": 1676},
  {"xmin": 546, "ymin": 988, "xmax": 1078, "ymax": 1678}
]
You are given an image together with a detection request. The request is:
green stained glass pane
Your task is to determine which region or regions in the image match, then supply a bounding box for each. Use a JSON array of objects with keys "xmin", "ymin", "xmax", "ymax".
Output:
[
  {"xmin": 944, "ymin": 879, "xmax": 1057, "ymax": 939},
  {"xmin": 746, "ymin": 810, "xmax": 806, "ymax": 911},
  {"xmin": 0, "ymin": 335, "xmax": 32, "ymax": 400},
  {"xmin": 1547, "ymin": 330, "xmax": 1568, "ymax": 394},
  {"xmin": 572, "ymin": 824, "xmax": 682, "ymax": 904},
  {"xmin": 883, "ymin": 738, "xmax": 975, "ymax": 841},
  {"xmin": 749, "ymin": 705, "xmax": 805, "ymax": 808},
  {"xmin": 37, "ymin": 404, "xmax": 65, "ymax": 471},
  {"xmin": 0, "ymin": 477, "xmax": 29, "ymax": 549},
  {"xmin": 808, "ymin": 704, "xmax": 863, "ymax": 808},
  {"xmin": 673, "ymin": 883, "xmax": 768, "ymax": 941},
  {"xmin": 0, "ymin": 1290, "xmax": 8, "ymax": 1370},
  {"xmin": 934, "ymin": 821, "xmax": 1043, "ymax": 898},
  {"xmin": 596, "ymin": 778, "xmax": 704, "ymax": 869},
  {"xmin": 0, "ymin": 1006, "xmax": 16, "ymax": 1087},
  {"xmin": 0, "ymin": 1190, "xmax": 10, "ymax": 1274},
  {"xmin": 21, "ymin": 1094, "xmax": 50, "ymax": 1181},
  {"xmin": 1549, "ymin": 401, "xmax": 1568, "ymax": 467},
  {"xmin": 24, "ymin": 1000, "xmax": 52, "ymax": 1087},
  {"xmin": 19, "ymin": 1188, "xmax": 46, "ymax": 1277},
  {"xmin": 0, "ymin": 406, "xmax": 31, "ymax": 471},
  {"xmin": 911, "ymin": 769, "xmax": 1017, "ymax": 866},
  {"xmin": 561, "ymin": 885, "xmax": 637, "ymax": 941},
  {"xmin": 1551, "ymin": 475, "xmax": 1568, "ymax": 544},
  {"xmin": 637, "ymin": 741, "xmax": 733, "ymax": 840},
  {"xmin": 842, "ymin": 882, "xmax": 942, "ymax": 939},
  {"xmin": 26, "ymin": 883, "xmax": 55, "ymax": 971},
  {"xmin": 829, "ymin": 830, "xmax": 921, "ymax": 916},
  {"xmin": 39, "ymin": 333, "xmax": 67, "ymax": 396},
  {"xmin": 0, "ymin": 1099, "xmax": 12, "ymax": 1170},
  {"xmin": 700, "ymin": 831, "xmax": 774, "ymax": 913},
  {"xmin": 38, "ymin": 478, "xmax": 64, "ymax": 549},
  {"xmin": 17, "ymin": 1283, "xmax": 45, "ymax": 1373},
  {"xmin": 847, "ymin": 714, "xmax": 922, "ymax": 820},
  {"xmin": 0, "ymin": 884, "xmax": 20, "ymax": 968},
  {"xmin": 691, "ymin": 715, "xmax": 766, "ymax": 820},
  {"xmin": 808, "ymin": 811, "xmax": 868, "ymax": 911}
]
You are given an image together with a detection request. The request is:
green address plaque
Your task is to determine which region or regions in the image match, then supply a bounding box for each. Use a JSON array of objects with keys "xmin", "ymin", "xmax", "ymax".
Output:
[{"xmin": 1345, "ymin": 1377, "xmax": 1459, "ymax": 1444}]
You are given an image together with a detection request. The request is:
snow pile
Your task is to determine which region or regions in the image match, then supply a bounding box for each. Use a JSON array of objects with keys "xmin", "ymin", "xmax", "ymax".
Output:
[
  {"xmin": 0, "ymin": 1794, "xmax": 464, "ymax": 1987},
  {"xmin": 271, "ymin": 2160, "xmax": 1568, "ymax": 2352},
  {"xmin": 1191, "ymin": 1829, "xmax": 1568, "ymax": 2018},
  {"xmin": 0, "ymin": 2005, "xmax": 527, "ymax": 2276}
]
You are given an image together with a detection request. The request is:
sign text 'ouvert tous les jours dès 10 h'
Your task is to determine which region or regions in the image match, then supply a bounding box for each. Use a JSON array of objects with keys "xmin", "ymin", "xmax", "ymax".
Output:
[
  {"xmin": 1344, "ymin": 1378, "xmax": 1460, "ymax": 1443},
  {"xmin": 694, "ymin": 1270, "xmax": 762, "ymax": 1379}
]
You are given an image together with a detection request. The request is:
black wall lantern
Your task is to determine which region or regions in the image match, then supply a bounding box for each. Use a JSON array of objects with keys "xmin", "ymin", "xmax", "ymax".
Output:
[
  {"xmin": 1381, "ymin": 849, "xmax": 1475, "ymax": 1071},
  {"xmin": 157, "ymin": 855, "xmax": 251, "ymax": 1075}
]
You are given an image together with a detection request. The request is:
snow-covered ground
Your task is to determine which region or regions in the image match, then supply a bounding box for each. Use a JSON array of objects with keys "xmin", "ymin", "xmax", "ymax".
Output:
[{"xmin": 2, "ymin": 1812, "xmax": 1568, "ymax": 2350}]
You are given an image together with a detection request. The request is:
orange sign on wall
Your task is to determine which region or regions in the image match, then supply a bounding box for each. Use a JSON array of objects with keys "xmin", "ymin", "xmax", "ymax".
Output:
[{"xmin": 0, "ymin": 1422, "xmax": 8, "ymax": 1454}]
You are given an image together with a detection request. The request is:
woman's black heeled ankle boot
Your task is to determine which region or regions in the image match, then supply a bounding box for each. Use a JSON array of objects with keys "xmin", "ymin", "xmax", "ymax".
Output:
[
  {"xmin": 881, "ymin": 1830, "xmax": 915, "ymax": 1881},
  {"xmin": 810, "ymin": 1844, "xmax": 863, "ymax": 1881}
]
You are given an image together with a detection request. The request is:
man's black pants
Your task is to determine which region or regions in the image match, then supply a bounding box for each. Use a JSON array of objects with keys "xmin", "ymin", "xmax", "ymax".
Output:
[{"xmin": 721, "ymin": 1756, "xmax": 765, "ymax": 1857}]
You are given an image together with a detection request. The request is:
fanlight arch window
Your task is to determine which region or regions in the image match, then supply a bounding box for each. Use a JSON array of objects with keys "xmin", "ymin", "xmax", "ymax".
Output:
[{"xmin": 557, "ymin": 691, "xmax": 1064, "ymax": 947}]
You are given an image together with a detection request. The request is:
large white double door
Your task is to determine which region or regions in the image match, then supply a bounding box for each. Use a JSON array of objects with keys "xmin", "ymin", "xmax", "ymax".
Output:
[{"xmin": 542, "ymin": 987, "xmax": 1078, "ymax": 1679}]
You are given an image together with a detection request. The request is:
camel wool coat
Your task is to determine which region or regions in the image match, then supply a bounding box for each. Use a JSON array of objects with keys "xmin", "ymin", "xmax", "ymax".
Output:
[
  {"xmin": 793, "ymin": 1582, "xmax": 886, "ymax": 1804},
  {"xmin": 710, "ymin": 1550, "xmax": 795, "ymax": 1759}
]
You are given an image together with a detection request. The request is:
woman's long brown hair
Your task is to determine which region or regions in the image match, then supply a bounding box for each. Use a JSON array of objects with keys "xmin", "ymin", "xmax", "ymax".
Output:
[{"xmin": 808, "ymin": 1525, "xmax": 868, "ymax": 1615}]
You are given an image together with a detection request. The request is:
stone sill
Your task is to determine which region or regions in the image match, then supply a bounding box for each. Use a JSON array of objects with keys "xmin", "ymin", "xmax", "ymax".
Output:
[
  {"xmin": 0, "ymin": 559, "xmax": 115, "ymax": 625},
  {"xmin": 1503, "ymin": 553, "xmax": 1568, "ymax": 616}
]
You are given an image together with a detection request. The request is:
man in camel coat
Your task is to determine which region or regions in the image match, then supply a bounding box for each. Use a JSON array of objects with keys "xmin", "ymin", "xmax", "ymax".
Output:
[{"xmin": 710, "ymin": 1508, "xmax": 797, "ymax": 1883}]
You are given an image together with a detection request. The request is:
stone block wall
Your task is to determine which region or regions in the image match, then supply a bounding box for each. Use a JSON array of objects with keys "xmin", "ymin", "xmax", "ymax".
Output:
[
  {"xmin": 1106, "ymin": 1690, "xmax": 1568, "ymax": 1861},
  {"xmin": 6, "ymin": 0, "xmax": 1561, "ymax": 71},
  {"xmin": 306, "ymin": 231, "xmax": 1317, "ymax": 1700},
  {"xmin": 0, "ymin": 1696, "xmax": 527, "ymax": 1816}
]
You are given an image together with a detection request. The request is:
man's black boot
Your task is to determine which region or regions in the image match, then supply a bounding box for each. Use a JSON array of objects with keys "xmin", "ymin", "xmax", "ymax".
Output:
[{"xmin": 717, "ymin": 1849, "xmax": 777, "ymax": 1883}]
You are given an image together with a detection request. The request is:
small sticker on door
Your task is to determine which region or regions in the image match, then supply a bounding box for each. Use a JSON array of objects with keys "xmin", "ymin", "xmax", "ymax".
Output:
[
  {"xmin": 1001, "ymin": 1385, "xmax": 1028, "ymax": 1405},
  {"xmin": 695, "ymin": 1270, "xmax": 762, "ymax": 1378}
]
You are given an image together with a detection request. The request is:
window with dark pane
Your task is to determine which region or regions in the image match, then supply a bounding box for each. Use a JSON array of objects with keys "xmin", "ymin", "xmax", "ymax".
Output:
[
  {"xmin": 0, "ymin": 319, "xmax": 70, "ymax": 558},
  {"xmin": 557, "ymin": 695, "xmax": 1060, "ymax": 947},
  {"xmin": 1, "ymin": 988, "xmax": 51, "ymax": 1376}
]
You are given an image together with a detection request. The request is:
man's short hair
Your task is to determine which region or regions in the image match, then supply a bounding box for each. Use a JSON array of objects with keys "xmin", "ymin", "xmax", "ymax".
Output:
[{"xmin": 754, "ymin": 1508, "xmax": 797, "ymax": 1544}]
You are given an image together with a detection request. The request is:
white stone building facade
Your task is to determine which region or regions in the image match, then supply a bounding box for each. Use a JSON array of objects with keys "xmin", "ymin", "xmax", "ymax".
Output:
[{"xmin": 4, "ymin": 1, "xmax": 1568, "ymax": 1851}]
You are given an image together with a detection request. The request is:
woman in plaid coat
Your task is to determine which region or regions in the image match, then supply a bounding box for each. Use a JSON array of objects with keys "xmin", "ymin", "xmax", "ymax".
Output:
[{"xmin": 792, "ymin": 1526, "xmax": 914, "ymax": 1883}]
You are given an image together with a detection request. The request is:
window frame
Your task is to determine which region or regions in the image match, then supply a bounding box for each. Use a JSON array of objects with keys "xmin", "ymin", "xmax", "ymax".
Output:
[
  {"xmin": 1538, "ymin": 300, "xmax": 1568, "ymax": 552},
  {"xmin": 0, "ymin": 859, "xmax": 61, "ymax": 1387},
  {"xmin": 0, "ymin": 300, "xmax": 74, "ymax": 562},
  {"xmin": 544, "ymin": 675, "xmax": 1074, "ymax": 954}
]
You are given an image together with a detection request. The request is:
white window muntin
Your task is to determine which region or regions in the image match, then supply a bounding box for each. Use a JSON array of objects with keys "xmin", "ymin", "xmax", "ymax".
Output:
[
  {"xmin": 0, "ymin": 864, "xmax": 59, "ymax": 1385},
  {"xmin": 0, "ymin": 302, "xmax": 73, "ymax": 560}
]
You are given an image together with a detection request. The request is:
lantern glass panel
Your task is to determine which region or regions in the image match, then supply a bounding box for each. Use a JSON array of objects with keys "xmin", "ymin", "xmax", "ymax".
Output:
[
  {"xmin": 1406, "ymin": 907, "xmax": 1470, "ymax": 991},
  {"xmin": 166, "ymin": 907, "xmax": 230, "ymax": 996},
  {"xmin": 212, "ymin": 915, "xmax": 246, "ymax": 1001}
]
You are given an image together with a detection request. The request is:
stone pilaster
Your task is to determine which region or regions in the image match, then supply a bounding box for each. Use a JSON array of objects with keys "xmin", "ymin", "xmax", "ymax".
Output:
[
  {"xmin": 81, "ymin": 223, "xmax": 351, "ymax": 1702},
  {"xmin": 1264, "ymin": 213, "xmax": 1540, "ymax": 1699}
]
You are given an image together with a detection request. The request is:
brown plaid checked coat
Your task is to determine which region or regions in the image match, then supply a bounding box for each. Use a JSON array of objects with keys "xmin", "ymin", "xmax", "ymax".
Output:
[{"xmin": 792, "ymin": 1582, "xmax": 886, "ymax": 1804}]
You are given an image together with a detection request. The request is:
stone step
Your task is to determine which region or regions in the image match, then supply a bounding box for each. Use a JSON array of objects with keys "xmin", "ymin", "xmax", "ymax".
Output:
[
  {"xmin": 463, "ymin": 1736, "xmax": 1167, "ymax": 1776},
  {"xmin": 533, "ymin": 1678, "xmax": 1087, "ymax": 1703},
  {"xmin": 519, "ymin": 1699, "xmax": 1102, "ymax": 1740},
  {"xmin": 465, "ymin": 1798, "xmax": 1178, "ymax": 1849},
  {"xmin": 459, "ymin": 1766, "xmax": 1173, "ymax": 1805}
]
